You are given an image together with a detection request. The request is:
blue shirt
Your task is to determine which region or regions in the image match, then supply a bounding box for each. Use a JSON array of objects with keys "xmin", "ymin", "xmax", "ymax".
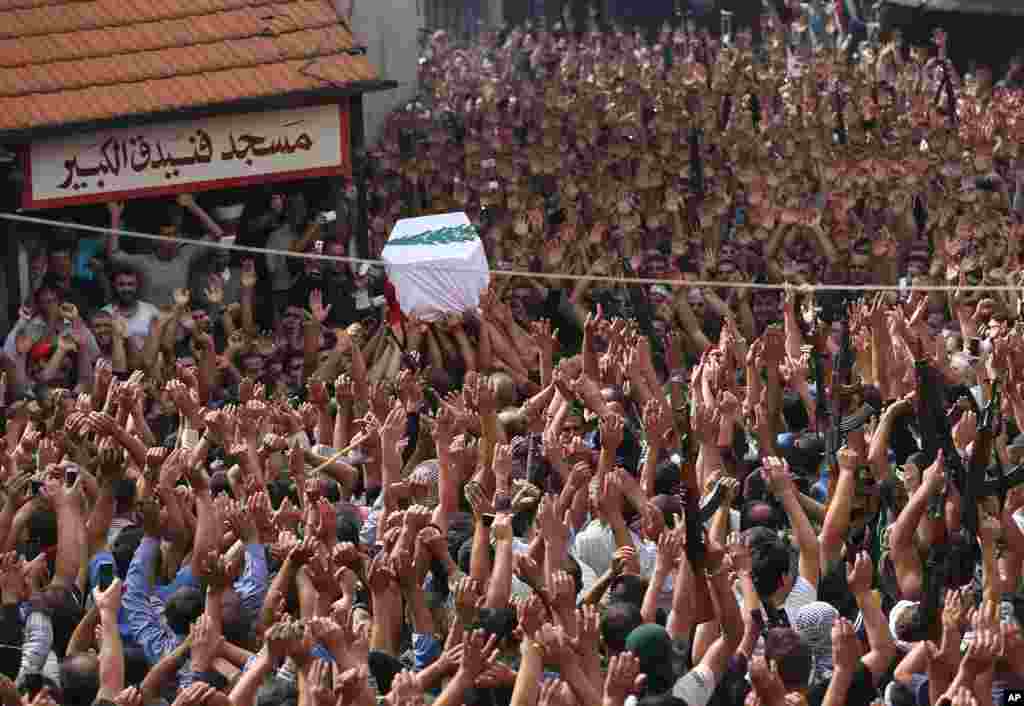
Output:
[
  {"xmin": 235, "ymin": 543, "xmax": 269, "ymax": 623},
  {"xmin": 413, "ymin": 633, "xmax": 442, "ymax": 671},
  {"xmin": 122, "ymin": 537, "xmax": 186, "ymax": 666}
]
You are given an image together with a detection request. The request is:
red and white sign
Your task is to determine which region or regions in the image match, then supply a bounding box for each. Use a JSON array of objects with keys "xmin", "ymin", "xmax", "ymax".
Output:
[{"xmin": 22, "ymin": 102, "xmax": 350, "ymax": 209}]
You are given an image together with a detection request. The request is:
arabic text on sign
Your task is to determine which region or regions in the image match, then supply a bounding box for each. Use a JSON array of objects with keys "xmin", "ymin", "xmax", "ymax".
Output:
[{"xmin": 59, "ymin": 129, "xmax": 314, "ymax": 192}]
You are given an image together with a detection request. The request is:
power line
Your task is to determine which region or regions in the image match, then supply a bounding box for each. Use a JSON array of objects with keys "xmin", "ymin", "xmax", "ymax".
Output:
[{"xmin": 0, "ymin": 211, "xmax": 1018, "ymax": 293}]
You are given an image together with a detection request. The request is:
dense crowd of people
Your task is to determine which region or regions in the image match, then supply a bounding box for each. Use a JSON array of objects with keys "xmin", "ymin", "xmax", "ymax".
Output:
[{"xmin": 2, "ymin": 8, "xmax": 1024, "ymax": 706}]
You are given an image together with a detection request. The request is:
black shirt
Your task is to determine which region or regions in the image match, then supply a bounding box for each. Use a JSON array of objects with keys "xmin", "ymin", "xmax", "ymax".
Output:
[
  {"xmin": 807, "ymin": 656, "xmax": 898, "ymax": 706},
  {"xmin": 291, "ymin": 273, "xmax": 359, "ymax": 329}
]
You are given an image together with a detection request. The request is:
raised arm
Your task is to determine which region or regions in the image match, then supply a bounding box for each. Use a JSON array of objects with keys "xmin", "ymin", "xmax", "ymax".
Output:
[
  {"xmin": 847, "ymin": 551, "xmax": 898, "ymax": 679},
  {"xmin": 819, "ymin": 445, "xmax": 860, "ymax": 568},
  {"xmin": 687, "ymin": 543, "xmax": 743, "ymax": 693},
  {"xmin": 764, "ymin": 456, "xmax": 821, "ymax": 588},
  {"xmin": 782, "ymin": 288, "xmax": 805, "ymax": 360},
  {"xmin": 484, "ymin": 513, "xmax": 516, "ymax": 610},
  {"xmin": 889, "ymin": 450, "xmax": 946, "ymax": 601},
  {"xmin": 177, "ymin": 194, "xmax": 224, "ymax": 239},
  {"xmin": 868, "ymin": 395, "xmax": 914, "ymax": 483},
  {"xmin": 643, "ymin": 528, "xmax": 683, "ymax": 625},
  {"xmin": 823, "ymin": 618, "xmax": 859, "ymax": 706},
  {"xmin": 94, "ymin": 579, "xmax": 125, "ymax": 701},
  {"xmin": 121, "ymin": 503, "xmax": 178, "ymax": 666},
  {"xmin": 45, "ymin": 475, "xmax": 86, "ymax": 591},
  {"xmin": 106, "ymin": 202, "xmax": 125, "ymax": 258}
]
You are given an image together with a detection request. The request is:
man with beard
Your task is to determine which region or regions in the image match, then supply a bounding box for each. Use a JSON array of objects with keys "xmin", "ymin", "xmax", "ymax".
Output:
[
  {"xmin": 101, "ymin": 266, "xmax": 159, "ymax": 349},
  {"xmin": 506, "ymin": 280, "xmax": 583, "ymax": 351},
  {"xmin": 106, "ymin": 195, "xmax": 223, "ymax": 309},
  {"xmin": 290, "ymin": 240, "xmax": 361, "ymax": 330}
]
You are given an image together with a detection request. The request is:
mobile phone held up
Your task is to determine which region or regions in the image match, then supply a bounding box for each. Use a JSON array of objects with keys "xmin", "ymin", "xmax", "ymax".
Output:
[{"xmin": 96, "ymin": 563, "xmax": 115, "ymax": 591}]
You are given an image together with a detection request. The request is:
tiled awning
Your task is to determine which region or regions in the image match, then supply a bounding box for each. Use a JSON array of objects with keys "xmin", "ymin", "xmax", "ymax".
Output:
[{"xmin": 0, "ymin": 0, "xmax": 389, "ymax": 137}]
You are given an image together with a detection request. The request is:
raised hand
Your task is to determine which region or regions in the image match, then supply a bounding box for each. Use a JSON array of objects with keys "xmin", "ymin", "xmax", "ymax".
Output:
[
  {"xmin": 749, "ymin": 655, "xmax": 787, "ymax": 704},
  {"xmin": 384, "ymin": 669, "xmax": 425, "ymax": 706},
  {"xmin": 454, "ymin": 576, "xmax": 484, "ymax": 625},
  {"xmin": 642, "ymin": 400, "xmax": 673, "ymax": 447},
  {"xmin": 531, "ymin": 319, "xmax": 559, "ymax": 358},
  {"xmin": 962, "ymin": 627, "xmax": 1001, "ymax": 675},
  {"xmin": 942, "ymin": 588, "xmax": 965, "ymax": 636},
  {"xmin": 831, "ymin": 617, "xmax": 859, "ymax": 673},
  {"xmin": 0, "ymin": 552, "xmax": 28, "ymax": 605},
  {"xmin": 366, "ymin": 550, "xmax": 397, "ymax": 594},
  {"xmin": 310, "ymin": 289, "xmax": 332, "ymax": 324},
  {"xmin": 922, "ymin": 449, "xmax": 946, "ymax": 493},
  {"xmin": 379, "ymin": 403, "xmax": 407, "ymax": 449},
  {"xmin": 460, "ymin": 628, "xmax": 498, "ymax": 678},
  {"xmin": 612, "ymin": 545, "xmax": 641, "ymax": 577},
  {"xmin": 265, "ymin": 617, "xmax": 310, "ymax": 663},
  {"xmin": 112, "ymin": 687, "xmax": 142, "ymax": 706},
  {"xmin": 655, "ymin": 526, "xmax": 685, "ymax": 573},
  {"xmin": 273, "ymin": 496, "xmax": 302, "ymax": 533},
  {"xmin": 172, "ymin": 288, "xmax": 190, "ymax": 311},
  {"xmin": 604, "ymin": 651, "xmax": 644, "ymax": 706},
  {"xmin": 761, "ymin": 456, "xmax": 795, "ymax": 497},
  {"xmin": 334, "ymin": 374, "xmax": 356, "ymax": 405},
  {"xmin": 188, "ymin": 613, "xmax": 223, "ymax": 673},
  {"xmin": 225, "ymin": 498, "xmax": 259, "ymax": 543},
  {"xmin": 537, "ymin": 493, "xmax": 571, "ymax": 544},
  {"xmin": 491, "ymin": 512, "xmax": 514, "ymax": 543},
  {"xmin": 493, "ymin": 442, "xmax": 515, "ymax": 485},
  {"xmin": 396, "ymin": 370, "xmax": 424, "ymax": 413},
  {"xmin": 691, "ymin": 401, "xmax": 720, "ymax": 446},
  {"xmin": 203, "ymin": 274, "xmax": 224, "ymax": 306},
  {"xmin": 465, "ymin": 479, "xmax": 492, "ymax": 519},
  {"xmin": 953, "ymin": 411, "xmax": 978, "ymax": 451},
  {"xmin": 538, "ymin": 678, "xmax": 578, "ymax": 706},
  {"xmin": 93, "ymin": 577, "xmax": 123, "ymax": 617},
  {"xmin": 240, "ymin": 259, "xmax": 257, "ymax": 290},
  {"xmin": 534, "ymin": 622, "xmax": 577, "ymax": 669},
  {"xmin": 836, "ymin": 445, "xmax": 861, "ymax": 472},
  {"xmin": 307, "ymin": 658, "xmax": 336, "ymax": 706},
  {"xmin": 846, "ymin": 551, "xmax": 873, "ymax": 596},
  {"xmin": 599, "ymin": 413, "xmax": 625, "ymax": 453}
]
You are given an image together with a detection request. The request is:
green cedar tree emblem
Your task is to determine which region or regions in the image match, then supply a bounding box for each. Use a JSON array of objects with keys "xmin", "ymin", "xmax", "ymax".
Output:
[{"xmin": 387, "ymin": 224, "xmax": 478, "ymax": 247}]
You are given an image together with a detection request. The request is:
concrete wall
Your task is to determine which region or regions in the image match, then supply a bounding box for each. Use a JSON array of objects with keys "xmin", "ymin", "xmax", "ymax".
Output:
[
  {"xmin": 341, "ymin": 0, "xmax": 422, "ymax": 147},
  {"xmin": 339, "ymin": 0, "xmax": 504, "ymax": 147}
]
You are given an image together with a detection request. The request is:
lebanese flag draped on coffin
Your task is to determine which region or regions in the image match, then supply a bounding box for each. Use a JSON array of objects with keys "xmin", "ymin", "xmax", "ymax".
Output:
[{"xmin": 381, "ymin": 212, "xmax": 490, "ymax": 320}]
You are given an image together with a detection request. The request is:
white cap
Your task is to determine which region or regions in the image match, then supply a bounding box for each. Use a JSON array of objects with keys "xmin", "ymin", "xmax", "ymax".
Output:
[{"xmin": 214, "ymin": 203, "xmax": 245, "ymax": 222}]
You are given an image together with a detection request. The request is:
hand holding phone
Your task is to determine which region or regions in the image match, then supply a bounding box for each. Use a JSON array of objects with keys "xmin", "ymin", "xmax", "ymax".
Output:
[{"xmin": 96, "ymin": 563, "xmax": 115, "ymax": 591}]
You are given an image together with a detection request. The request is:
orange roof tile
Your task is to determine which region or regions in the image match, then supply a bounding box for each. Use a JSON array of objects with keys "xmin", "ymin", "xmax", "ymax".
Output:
[{"xmin": 0, "ymin": 0, "xmax": 382, "ymax": 134}]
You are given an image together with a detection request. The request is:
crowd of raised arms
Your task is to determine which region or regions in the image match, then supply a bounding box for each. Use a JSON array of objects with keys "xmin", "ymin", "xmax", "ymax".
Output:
[{"xmin": 3, "ymin": 7, "xmax": 1024, "ymax": 706}]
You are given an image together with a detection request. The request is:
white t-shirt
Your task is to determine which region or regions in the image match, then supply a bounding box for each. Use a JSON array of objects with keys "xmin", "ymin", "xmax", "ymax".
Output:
[
  {"xmin": 732, "ymin": 575, "xmax": 817, "ymax": 625},
  {"xmin": 783, "ymin": 575, "xmax": 818, "ymax": 623},
  {"xmin": 573, "ymin": 520, "xmax": 657, "ymax": 580},
  {"xmin": 1013, "ymin": 509, "xmax": 1024, "ymax": 534},
  {"xmin": 110, "ymin": 244, "xmax": 202, "ymax": 309},
  {"xmin": 624, "ymin": 664, "xmax": 718, "ymax": 706},
  {"xmin": 102, "ymin": 301, "xmax": 160, "ymax": 344},
  {"xmin": 265, "ymin": 224, "xmax": 299, "ymax": 293}
]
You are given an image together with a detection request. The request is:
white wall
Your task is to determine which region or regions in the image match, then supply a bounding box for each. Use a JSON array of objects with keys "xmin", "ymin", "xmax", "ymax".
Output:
[
  {"xmin": 340, "ymin": 0, "xmax": 422, "ymax": 146},
  {"xmin": 338, "ymin": 0, "xmax": 504, "ymax": 146}
]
